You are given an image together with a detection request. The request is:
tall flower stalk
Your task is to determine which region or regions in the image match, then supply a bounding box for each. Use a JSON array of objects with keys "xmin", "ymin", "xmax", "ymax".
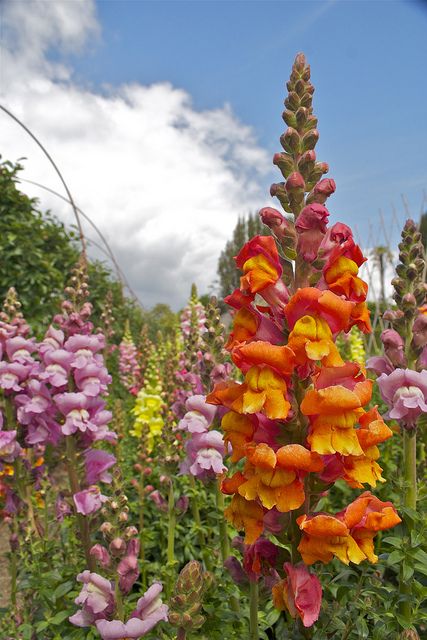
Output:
[
  {"xmin": 207, "ymin": 52, "xmax": 401, "ymax": 635},
  {"xmin": 368, "ymin": 220, "xmax": 426, "ymax": 627}
]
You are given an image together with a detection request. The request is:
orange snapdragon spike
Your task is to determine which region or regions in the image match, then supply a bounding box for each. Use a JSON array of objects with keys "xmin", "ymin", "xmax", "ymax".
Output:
[
  {"xmin": 223, "ymin": 494, "xmax": 265, "ymax": 544},
  {"xmin": 286, "ymin": 315, "xmax": 343, "ymax": 367},
  {"xmin": 236, "ymin": 236, "xmax": 282, "ymax": 294},
  {"xmin": 297, "ymin": 492, "xmax": 401, "ymax": 565},
  {"xmin": 324, "ymin": 256, "xmax": 368, "ymax": 303}
]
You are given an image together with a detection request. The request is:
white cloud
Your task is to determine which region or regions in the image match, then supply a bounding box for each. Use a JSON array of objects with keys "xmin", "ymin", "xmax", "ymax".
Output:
[{"xmin": 0, "ymin": 0, "xmax": 270, "ymax": 309}]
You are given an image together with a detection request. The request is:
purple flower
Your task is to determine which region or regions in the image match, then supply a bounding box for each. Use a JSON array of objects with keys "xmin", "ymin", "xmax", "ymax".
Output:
[
  {"xmin": 69, "ymin": 570, "xmax": 114, "ymax": 628},
  {"xmin": 39, "ymin": 326, "xmax": 64, "ymax": 356},
  {"xmin": 73, "ymin": 486, "xmax": 107, "ymax": 515},
  {"xmin": 84, "ymin": 449, "xmax": 116, "ymax": 484},
  {"xmin": 54, "ymin": 392, "xmax": 93, "ymax": 435},
  {"xmin": 75, "ymin": 362, "xmax": 111, "ymax": 397},
  {"xmin": 95, "ymin": 582, "xmax": 168, "ymax": 639},
  {"xmin": 176, "ymin": 394, "xmax": 217, "ymax": 433},
  {"xmin": 180, "ymin": 430, "xmax": 227, "ymax": 479},
  {"xmin": 39, "ymin": 349, "xmax": 74, "ymax": 387},
  {"xmin": 0, "ymin": 362, "xmax": 30, "ymax": 391},
  {"xmin": 243, "ymin": 538, "xmax": 279, "ymax": 582},
  {"xmin": 377, "ymin": 368, "xmax": 427, "ymax": 427},
  {"xmin": 366, "ymin": 355, "xmax": 394, "ymax": 376},
  {"xmin": 5, "ymin": 336, "xmax": 37, "ymax": 364},
  {"xmin": 55, "ymin": 493, "xmax": 72, "ymax": 522},
  {"xmin": 0, "ymin": 430, "xmax": 21, "ymax": 462},
  {"xmin": 64, "ymin": 334, "xmax": 105, "ymax": 368},
  {"xmin": 224, "ymin": 556, "xmax": 248, "ymax": 586}
]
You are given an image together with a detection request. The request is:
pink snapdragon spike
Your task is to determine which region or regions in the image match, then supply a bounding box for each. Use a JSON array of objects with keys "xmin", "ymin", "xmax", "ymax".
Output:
[
  {"xmin": 84, "ymin": 449, "xmax": 116, "ymax": 484},
  {"xmin": 119, "ymin": 326, "xmax": 141, "ymax": 393},
  {"xmin": 180, "ymin": 430, "xmax": 227, "ymax": 479},
  {"xmin": 69, "ymin": 570, "xmax": 115, "ymax": 627},
  {"xmin": 272, "ymin": 563, "xmax": 322, "ymax": 628},
  {"xmin": 377, "ymin": 369, "xmax": 427, "ymax": 428},
  {"xmin": 176, "ymin": 394, "xmax": 217, "ymax": 433},
  {"xmin": 73, "ymin": 486, "xmax": 107, "ymax": 515},
  {"xmin": 95, "ymin": 582, "xmax": 168, "ymax": 639}
]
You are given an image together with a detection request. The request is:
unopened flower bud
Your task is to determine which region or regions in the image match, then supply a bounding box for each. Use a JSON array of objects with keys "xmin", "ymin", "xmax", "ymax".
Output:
[
  {"xmin": 124, "ymin": 526, "xmax": 138, "ymax": 539},
  {"xmin": 109, "ymin": 537, "xmax": 126, "ymax": 556},
  {"xmin": 302, "ymin": 128, "xmax": 319, "ymax": 151},
  {"xmin": 399, "ymin": 630, "xmax": 420, "ymax": 640},
  {"xmin": 402, "ymin": 293, "xmax": 416, "ymax": 308},
  {"xmin": 273, "ymin": 152, "xmax": 295, "ymax": 178},
  {"xmin": 168, "ymin": 612, "xmax": 182, "ymax": 626},
  {"xmin": 285, "ymin": 171, "xmax": 305, "ymax": 193},
  {"xmin": 100, "ymin": 521, "xmax": 114, "ymax": 535},
  {"xmin": 134, "ymin": 463, "xmax": 143, "ymax": 473},
  {"xmin": 118, "ymin": 511, "xmax": 129, "ymax": 522},
  {"xmin": 281, "ymin": 127, "xmax": 300, "ymax": 154}
]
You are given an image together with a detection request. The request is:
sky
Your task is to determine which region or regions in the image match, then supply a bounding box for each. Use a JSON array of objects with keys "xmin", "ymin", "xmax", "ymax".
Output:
[{"xmin": 0, "ymin": 0, "xmax": 426, "ymax": 309}]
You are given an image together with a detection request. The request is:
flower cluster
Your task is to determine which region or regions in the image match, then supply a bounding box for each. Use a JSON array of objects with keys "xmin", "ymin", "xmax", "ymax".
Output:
[
  {"xmin": 207, "ymin": 53, "xmax": 400, "ymax": 627},
  {"xmin": 176, "ymin": 395, "xmax": 226, "ymax": 480},
  {"xmin": 119, "ymin": 322, "xmax": 141, "ymax": 394},
  {"xmin": 130, "ymin": 344, "xmax": 164, "ymax": 451}
]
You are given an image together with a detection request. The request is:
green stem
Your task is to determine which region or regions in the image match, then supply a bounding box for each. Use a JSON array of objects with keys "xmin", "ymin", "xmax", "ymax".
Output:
[
  {"xmin": 399, "ymin": 427, "xmax": 417, "ymax": 622},
  {"xmin": 65, "ymin": 436, "xmax": 95, "ymax": 571},
  {"xmin": 177, "ymin": 629, "xmax": 186, "ymax": 640},
  {"xmin": 167, "ymin": 479, "xmax": 176, "ymax": 566},
  {"xmin": 215, "ymin": 481, "xmax": 231, "ymax": 561},
  {"xmin": 115, "ymin": 577, "xmax": 124, "ymax": 621},
  {"xmin": 215, "ymin": 482, "xmax": 240, "ymax": 612},
  {"xmin": 249, "ymin": 580, "xmax": 259, "ymax": 640},
  {"xmin": 10, "ymin": 524, "xmax": 17, "ymax": 611},
  {"xmin": 189, "ymin": 476, "xmax": 212, "ymax": 571}
]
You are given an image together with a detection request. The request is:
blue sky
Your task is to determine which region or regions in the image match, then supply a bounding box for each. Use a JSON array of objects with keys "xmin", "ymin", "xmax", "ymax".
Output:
[
  {"xmin": 1, "ymin": 0, "xmax": 426, "ymax": 307},
  {"xmin": 68, "ymin": 0, "xmax": 427, "ymax": 242}
]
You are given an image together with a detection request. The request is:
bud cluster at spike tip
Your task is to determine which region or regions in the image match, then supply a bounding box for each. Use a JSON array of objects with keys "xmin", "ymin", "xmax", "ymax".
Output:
[{"xmin": 206, "ymin": 52, "xmax": 401, "ymax": 628}]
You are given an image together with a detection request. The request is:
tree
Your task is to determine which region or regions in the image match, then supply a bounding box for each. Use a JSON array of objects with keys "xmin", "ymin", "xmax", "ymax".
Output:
[
  {"xmin": 217, "ymin": 211, "xmax": 268, "ymax": 301},
  {"xmin": 0, "ymin": 158, "xmax": 145, "ymax": 336}
]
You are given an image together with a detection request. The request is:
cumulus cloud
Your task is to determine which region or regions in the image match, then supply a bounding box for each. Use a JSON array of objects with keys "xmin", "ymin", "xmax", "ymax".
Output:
[{"xmin": 0, "ymin": 0, "xmax": 271, "ymax": 309}]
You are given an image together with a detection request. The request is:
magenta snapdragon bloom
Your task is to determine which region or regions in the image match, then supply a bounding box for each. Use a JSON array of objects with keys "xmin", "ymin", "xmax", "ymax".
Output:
[
  {"xmin": 39, "ymin": 349, "xmax": 74, "ymax": 387},
  {"xmin": 243, "ymin": 538, "xmax": 279, "ymax": 582},
  {"xmin": 295, "ymin": 203, "xmax": 329, "ymax": 263},
  {"xmin": 69, "ymin": 570, "xmax": 115, "ymax": 627},
  {"xmin": 64, "ymin": 334, "xmax": 105, "ymax": 369},
  {"xmin": 377, "ymin": 368, "xmax": 427, "ymax": 428},
  {"xmin": 84, "ymin": 449, "xmax": 116, "ymax": 484},
  {"xmin": 273, "ymin": 563, "xmax": 322, "ymax": 628},
  {"xmin": 95, "ymin": 582, "xmax": 168, "ymax": 639},
  {"xmin": 176, "ymin": 395, "xmax": 217, "ymax": 433},
  {"xmin": 180, "ymin": 430, "xmax": 227, "ymax": 479},
  {"xmin": 73, "ymin": 486, "xmax": 107, "ymax": 515}
]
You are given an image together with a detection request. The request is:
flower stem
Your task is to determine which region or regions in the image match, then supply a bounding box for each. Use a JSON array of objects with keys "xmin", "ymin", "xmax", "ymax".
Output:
[
  {"xmin": 166, "ymin": 478, "xmax": 176, "ymax": 596},
  {"xmin": 189, "ymin": 476, "xmax": 212, "ymax": 571},
  {"xmin": 399, "ymin": 427, "xmax": 417, "ymax": 621},
  {"xmin": 215, "ymin": 480, "xmax": 240, "ymax": 612},
  {"xmin": 65, "ymin": 435, "xmax": 95, "ymax": 571},
  {"xmin": 249, "ymin": 580, "xmax": 259, "ymax": 640},
  {"xmin": 115, "ymin": 576, "xmax": 124, "ymax": 621}
]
